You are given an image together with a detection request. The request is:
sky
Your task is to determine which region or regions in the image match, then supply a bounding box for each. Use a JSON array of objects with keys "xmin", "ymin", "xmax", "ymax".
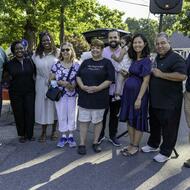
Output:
[{"xmin": 97, "ymin": 0, "xmax": 158, "ymax": 20}]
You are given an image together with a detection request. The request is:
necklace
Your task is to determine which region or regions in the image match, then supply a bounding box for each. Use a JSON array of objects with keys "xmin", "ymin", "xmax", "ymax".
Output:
[{"xmin": 61, "ymin": 61, "xmax": 72, "ymax": 68}]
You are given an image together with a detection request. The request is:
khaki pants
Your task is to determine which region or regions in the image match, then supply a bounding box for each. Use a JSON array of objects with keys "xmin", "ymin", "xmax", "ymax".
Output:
[{"xmin": 184, "ymin": 91, "xmax": 190, "ymax": 128}]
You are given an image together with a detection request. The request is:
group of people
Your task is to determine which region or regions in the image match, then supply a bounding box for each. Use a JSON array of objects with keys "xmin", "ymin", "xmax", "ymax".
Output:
[{"xmin": 0, "ymin": 29, "xmax": 189, "ymax": 166}]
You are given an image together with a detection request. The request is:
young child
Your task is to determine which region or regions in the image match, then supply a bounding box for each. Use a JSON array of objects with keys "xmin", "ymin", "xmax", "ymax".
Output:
[{"xmin": 111, "ymin": 35, "xmax": 132, "ymax": 100}]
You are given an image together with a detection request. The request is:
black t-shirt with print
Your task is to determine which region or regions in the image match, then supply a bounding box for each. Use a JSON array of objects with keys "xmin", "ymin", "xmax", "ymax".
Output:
[
  {"xmin": 77, "ymin": 58, "xmax": 115, "ymax": 109},
  {"xmin": 150, "ymin": 50, "xmax": 186, "ymax": 109}
]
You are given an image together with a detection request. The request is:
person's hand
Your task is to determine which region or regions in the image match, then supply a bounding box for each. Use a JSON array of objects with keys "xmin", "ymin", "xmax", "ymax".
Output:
[
  {"xmin": 152, "ymin": 68, "xmax": 163, "ymax": 78},
  {"xmin": 81, "ymin": 85, "xmax": 89, "ymax": 92},
  {"xmin": 111, "ymin": 54, "xmax": 117, "ymax": 60},
  {"xmin": 66, "ymin": 83, "xmax": 75, "ymax": 91},
  {"xmin": 120, "ymin": 69, "xmax": 128, "ymax": 77},
  {"xmin": 88, "ymin": 86, "xmax": 100, "ymax": 93},
  {"xmin": 57, "ymin": 80, "xmax": 70, "ymax": 87},
  {"xmin": 83, "ymin": 86, "xmax": 99, "ymax": 93},
  {"xmin": 134, "ymin": 98, "xmax": 141, "ymax": 110}
]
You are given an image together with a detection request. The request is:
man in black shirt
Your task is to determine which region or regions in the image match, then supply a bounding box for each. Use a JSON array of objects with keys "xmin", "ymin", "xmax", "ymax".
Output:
[{"xmin": 141, "ymin": 32, "xmax": 187, "ymax": 163}]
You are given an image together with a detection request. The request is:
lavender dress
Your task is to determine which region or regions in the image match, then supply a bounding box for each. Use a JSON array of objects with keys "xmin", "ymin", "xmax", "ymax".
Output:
[{"xmin": 120, "ymin": 57, "xmax": 151, "ymax": 132}]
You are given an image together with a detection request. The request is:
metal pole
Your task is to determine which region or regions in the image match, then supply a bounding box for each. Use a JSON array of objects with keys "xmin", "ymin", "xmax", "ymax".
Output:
[{"xmin": 158, "ymin": 14, "xmax": 163, "ymax": 33}]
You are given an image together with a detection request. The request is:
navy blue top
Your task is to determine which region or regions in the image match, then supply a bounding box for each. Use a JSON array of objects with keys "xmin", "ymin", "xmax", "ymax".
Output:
[
  {"xmin": 77, "ymin": 58, "xmax": 114, "ymax": 109},
  {"xmin": 5, "ymin": 57, "xmax": 35, "ymax": 95},
  {"xmin": 150, "ymin": 50, "xmax": 186, "ymax": 109}
]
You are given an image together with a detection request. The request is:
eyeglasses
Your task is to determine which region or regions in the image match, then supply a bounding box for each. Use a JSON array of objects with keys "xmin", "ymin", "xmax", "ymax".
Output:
[{"xmin": 61, "ymin": 48, "xmax": 70, "ymax": 52}]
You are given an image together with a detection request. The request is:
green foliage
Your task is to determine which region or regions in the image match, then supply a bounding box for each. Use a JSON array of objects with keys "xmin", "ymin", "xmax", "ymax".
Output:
[
  {"xmin": 174, "ymin": 1, "xmax": 190, "ymax": 36},
  {"xmin": 160, "ymin": 1, "xmax": 190, "ymax": 36},
  {"xmin": 65, "ymin": 35, "xmax": 90, "ymax": 58},
  {"xmin": 125, "ymin": 17, "xmax": 158, "ymax": 51},
  {"xmin": 0, "ymin": 0, "xmax": 127, "ymax": 49},
  {"xmin": 162, "ymin": 15, "xmax": 177, "ymax": 35}
]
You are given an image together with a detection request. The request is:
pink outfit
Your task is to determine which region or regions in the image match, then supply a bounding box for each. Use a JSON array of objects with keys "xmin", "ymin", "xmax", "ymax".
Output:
[{"xmin": 103, "ymin": 46, "xmax": 121, "ymax": 96}]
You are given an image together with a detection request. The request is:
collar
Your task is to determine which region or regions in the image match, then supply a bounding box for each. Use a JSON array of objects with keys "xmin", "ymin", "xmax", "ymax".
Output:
[
  {"xmin": 42, "ymin": 51, "xmax": 53, "ymax": 57},
  {"xmin": 156, "ymin": 48, "xmax": 173, "ymax": 60}
]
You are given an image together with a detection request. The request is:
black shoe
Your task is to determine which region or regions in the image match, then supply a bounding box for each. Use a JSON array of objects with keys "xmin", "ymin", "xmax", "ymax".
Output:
[
  {"xmin": 78, "ymin": 145, "xmax": 86, "ymax": 155},
  {"xmin": 97, "ymin": 136, "xmax": 106, "ymax": 145},
  {"xmin": 92, "ymin": 144, "xmax": 102, "ymax": 153},
  {"xmin": 109, "ymin": 137, "xmax": 122, "ymax": 147},
  {"xmin": 19, "ymin": 137, "xmax": 27, "ymax": 143},
  {"xmin": 28, "ymin": 137, "xmax": 35, "ymax": 141}
]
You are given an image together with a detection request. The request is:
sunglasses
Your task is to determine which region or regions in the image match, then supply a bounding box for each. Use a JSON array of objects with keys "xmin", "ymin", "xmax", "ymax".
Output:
[{"xmin": 61, "ymin": 48, "xmax": 70, "ymax": 52}]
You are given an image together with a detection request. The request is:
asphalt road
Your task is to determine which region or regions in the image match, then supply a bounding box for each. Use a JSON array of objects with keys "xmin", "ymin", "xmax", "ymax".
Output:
[{"xmin": 0, "ymin": 101, "xmax": 190, "ymax": 190}]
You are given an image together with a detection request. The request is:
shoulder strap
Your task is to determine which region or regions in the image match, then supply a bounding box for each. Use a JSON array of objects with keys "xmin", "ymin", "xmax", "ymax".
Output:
[{"xmin": 66, "ymin": 65, "xmax": 73, "ymax": 81}]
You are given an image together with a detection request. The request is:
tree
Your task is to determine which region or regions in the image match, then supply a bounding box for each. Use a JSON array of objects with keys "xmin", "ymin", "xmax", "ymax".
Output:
[
  {"xmin": 159, "ymin": 1, "xmax": 190, "ymax": 36},
  {"xmin": 174, "ymin": 0, "xmax": 190, "ymax": 36},
  {"xmin": 125, "ymin": 17, "xmax": 158, "ymax": 51},
  {"xmin": 162, "ymin": 15, "xmax": 177, "ymax": 35},
  {"xmin": 0, "ymin": 0, "xmax": 127, "ymax": 50}
]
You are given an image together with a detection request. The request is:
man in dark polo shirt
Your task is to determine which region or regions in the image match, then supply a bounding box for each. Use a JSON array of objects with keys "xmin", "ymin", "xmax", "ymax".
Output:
[{"xmin": 141, "ymin": 32, "xmax": 187, "ymax": 163}]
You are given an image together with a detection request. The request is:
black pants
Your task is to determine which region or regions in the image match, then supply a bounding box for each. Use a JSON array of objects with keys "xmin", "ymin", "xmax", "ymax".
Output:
[
  {"xmin": 100, "ymin": 96, "xmax": 121, "ymax": 139},
  {"xmin": 148, "ymin": 106, "xmax": 182, "ymax": 157},
  {"xmin": 10, "ymin": 91, "xmax": 35, "ymax": 139}
]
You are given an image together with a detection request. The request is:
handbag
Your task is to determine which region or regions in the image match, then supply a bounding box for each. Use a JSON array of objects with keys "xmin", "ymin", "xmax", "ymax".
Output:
[
  {"xmin": 46, "ymin": 86, "xmax": 62, "ymax": 101},
  {"xmin": 46, "ymin": 65, "xmax": 73, "ymax": 101}
]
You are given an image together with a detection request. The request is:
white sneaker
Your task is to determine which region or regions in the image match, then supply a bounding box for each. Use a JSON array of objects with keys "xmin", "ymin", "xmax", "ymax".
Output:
[
  {"xmin": 141, "ymin": 145, "xmax": 159, "ymax": 153},
  {"xmin": 153, "ymin": 153, "xmax": 170, "ymax": 163}
]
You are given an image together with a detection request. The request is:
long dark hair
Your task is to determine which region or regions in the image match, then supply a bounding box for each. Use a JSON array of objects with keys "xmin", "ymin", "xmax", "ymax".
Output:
[
  {"xmin": 128, "ymin": 33, "xmax": 150, "ymax": 61},
  {"xmin": 35, "ymin": 31, "xmax": 57, "ymax": 58}
]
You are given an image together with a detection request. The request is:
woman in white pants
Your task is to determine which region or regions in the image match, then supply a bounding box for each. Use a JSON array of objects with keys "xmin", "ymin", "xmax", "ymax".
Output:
[{"xmin": 50, "ymin": 42, "xmax": 80, "ymax": 148}]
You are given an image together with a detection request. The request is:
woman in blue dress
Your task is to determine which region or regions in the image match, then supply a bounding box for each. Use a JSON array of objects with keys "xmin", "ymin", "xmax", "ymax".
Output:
[{"xmin": 120, "ymin": 33, "xmax": 151, "ymax": 156}]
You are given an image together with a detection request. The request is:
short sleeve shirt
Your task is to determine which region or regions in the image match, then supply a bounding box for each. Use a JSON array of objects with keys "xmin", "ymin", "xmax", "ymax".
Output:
[
  {"xmin": 51, "ymin": 61, "xmax": 80, "ymax": 97},
  {"xmin": 77, "ymin": 58, "xmax": 115, "ymax": 109},
  {"xmin": 150, "ymin": 50, "xmax": 186, "ymax": 109}
]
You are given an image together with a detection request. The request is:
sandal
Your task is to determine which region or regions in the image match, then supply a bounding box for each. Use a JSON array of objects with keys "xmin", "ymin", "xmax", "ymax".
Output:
[
  {"xmin": 121, "ymin": 145, "xmax": 139, "ymax": 157},
  {"xmin": 50, "ymin": 131, "xmax": 58, "ymax": 141},
  {"xmin": 121, "ymin": 149, "xmax": 129, "ymax": 156},
  {"xmin": 120, "ymin": 144, "xmax": 133, "ymax": 153},
  {"xmin": 38, "ymin": 134, "xmax": 46, "ymax": 143}
]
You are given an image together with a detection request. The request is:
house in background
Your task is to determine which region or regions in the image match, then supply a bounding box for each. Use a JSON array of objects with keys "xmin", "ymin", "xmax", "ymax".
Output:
[{"xmin": 170, "ymin": 32, "xmax": 190, "ymax": 59}]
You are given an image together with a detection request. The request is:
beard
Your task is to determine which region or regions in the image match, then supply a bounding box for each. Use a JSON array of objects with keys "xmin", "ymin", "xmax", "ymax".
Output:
[{"xmin": 109, "ymin": 41, "xmax": 119, "ymax": 49}]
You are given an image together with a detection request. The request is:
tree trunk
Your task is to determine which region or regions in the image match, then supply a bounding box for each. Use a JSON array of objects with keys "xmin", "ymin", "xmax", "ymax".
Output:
[
  {"xmin": 23, "ymin": 20, "xmax": 37, "ymax": 52},
  {"xmin": 60, "ymin": 1, "xmax": 65, "ymax": 44}
]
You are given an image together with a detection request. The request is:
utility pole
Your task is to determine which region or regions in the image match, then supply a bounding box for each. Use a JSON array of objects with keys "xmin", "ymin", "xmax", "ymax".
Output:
[{"xmin": 158, "ymin": 14, "xmax": 163, "ymax": 32}]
